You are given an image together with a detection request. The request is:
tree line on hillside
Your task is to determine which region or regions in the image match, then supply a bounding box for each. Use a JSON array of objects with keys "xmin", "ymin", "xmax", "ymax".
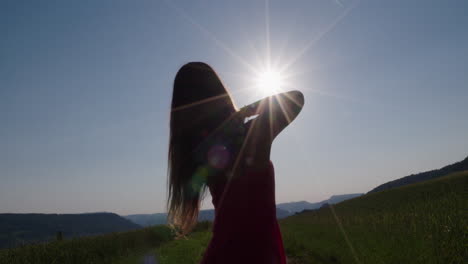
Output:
[
  {"xmin": 0, "ymin": 213, "xmax": 140, "ymax": 248},
  {"xmin": 369, "ymin": 156, "xmax": 468, "ymax": 193}
]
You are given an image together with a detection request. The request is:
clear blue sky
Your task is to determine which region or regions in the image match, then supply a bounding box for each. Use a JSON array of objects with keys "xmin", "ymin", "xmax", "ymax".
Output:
[{"xmin": 1, "ymin": 0, "xmax": 467, "ymax": 215}]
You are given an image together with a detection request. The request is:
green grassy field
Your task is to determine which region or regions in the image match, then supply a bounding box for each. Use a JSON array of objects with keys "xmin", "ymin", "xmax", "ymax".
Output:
[
  {"xmin": 2, "ymin": 172, "xmax": 466, "ymax": 264},
  {"xmin": 153, "ymin": 171, "xmax": 467, "ymax": 264},
  {"xmin": 281, "ymin": 171, "xmax": 467, "ymax": 264},
  {"xmin": 0, "ymin": 225, "xmax": 174, "ymax": 264}
]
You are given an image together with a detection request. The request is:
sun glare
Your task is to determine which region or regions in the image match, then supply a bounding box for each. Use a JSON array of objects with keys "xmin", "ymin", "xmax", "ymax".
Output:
[{"xmin": 255, "ymin": 69, "xmax": 284, "ymax": 96}]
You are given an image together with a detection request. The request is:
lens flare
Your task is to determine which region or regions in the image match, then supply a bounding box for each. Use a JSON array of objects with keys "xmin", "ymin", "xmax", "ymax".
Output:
[
  {"xmin": 207, "ymin": 145, "xmax": 230, "ymax": 169},
  {"xmin": 255, "ymin": 69, "xmax": 284, "ymax": 96}
]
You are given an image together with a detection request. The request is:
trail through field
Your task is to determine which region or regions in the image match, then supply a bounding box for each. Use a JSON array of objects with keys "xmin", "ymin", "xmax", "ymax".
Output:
[{"xmin": 141, "ymin": 253, "xmax": 158, "ymax": 264}]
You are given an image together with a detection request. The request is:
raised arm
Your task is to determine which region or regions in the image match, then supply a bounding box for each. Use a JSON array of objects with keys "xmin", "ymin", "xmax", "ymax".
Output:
[{"xmin": 241, "ymin": 90, "xmax": 305, "ymax": 142}]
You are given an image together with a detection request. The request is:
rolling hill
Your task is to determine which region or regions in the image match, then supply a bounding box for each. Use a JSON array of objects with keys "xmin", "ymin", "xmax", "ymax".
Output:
[
  {"xmin": 369, "ymin": 155, "xmax": 468, "ymax": 193},
  {"xmin": 279, "ymin": 170, "xmax": 467, "ymax": 263},
  {"xmin": 0, "ymin": 212, "xmax": 141, "ymax": 248},
  {"xmin": 151, "ymin": 171, "xmax": 467, "ymax": 263}
]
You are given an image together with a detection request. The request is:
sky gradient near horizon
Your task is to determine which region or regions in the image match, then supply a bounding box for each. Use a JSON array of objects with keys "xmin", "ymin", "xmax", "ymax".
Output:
[{"xmin": 1, "ymin": 0, "xmax": 468, "ymax": 215}]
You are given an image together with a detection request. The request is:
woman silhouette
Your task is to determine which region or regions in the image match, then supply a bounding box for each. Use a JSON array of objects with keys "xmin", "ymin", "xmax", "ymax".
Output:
[{"xmin": 167, "ymin": 62, "xmax": 304, "ymax": 263}]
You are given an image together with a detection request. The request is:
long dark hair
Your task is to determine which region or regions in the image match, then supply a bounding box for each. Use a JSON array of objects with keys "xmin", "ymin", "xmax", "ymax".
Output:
[{"xmin": 167, "ymin": 62, "xmax": 237, "ymax": 236}]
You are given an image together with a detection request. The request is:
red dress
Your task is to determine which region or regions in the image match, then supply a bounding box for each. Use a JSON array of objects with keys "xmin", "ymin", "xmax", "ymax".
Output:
[{"xmin": 200, "ymin": 161, "xmax": 287, "ymax": 264}]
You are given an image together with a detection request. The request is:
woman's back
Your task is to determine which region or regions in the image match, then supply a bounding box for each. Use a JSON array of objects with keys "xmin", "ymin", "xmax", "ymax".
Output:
[{"xmin": 201, "ymin": 161, "xmax": 286, "ymax": 264}]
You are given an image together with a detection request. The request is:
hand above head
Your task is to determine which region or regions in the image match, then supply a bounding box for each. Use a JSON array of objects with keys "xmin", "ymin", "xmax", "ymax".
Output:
[
  {"xmin": 193, "ymin": 90, "xmax": 304, "ymax": 171},
  {"xmin": 242, "ymin": 90, "xmax": 305, "ymax": 141},
  {"xmin": 235, "ymin": 90, "xmax": 305, "ymax": 170}
]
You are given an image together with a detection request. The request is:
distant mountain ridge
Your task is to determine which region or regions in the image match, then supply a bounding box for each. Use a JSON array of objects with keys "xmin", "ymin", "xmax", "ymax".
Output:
[
  {"xmin": 125, "ymin": 213, "xmax": 168, "ymax": 227},
  {"xmin": 124, "ymin": 194, "xmax": 362, "ymax": 227},
  {"xmin": 276, "ymin": 201, "xmax": 320, "ymax": 213},
  {"xmin": 0, "ymin": 212, "xmax": 140, "ymax": 248},
  {"xmin": 125, "ymin": 208, "xmax": 292, "ymax": 227},
  {"xmin": 276, "ymin": 193, "xmax": 363, "ymax": 214},
  {"xmin": 369, "ymin": 156, "xmax": 468, "ymax": 193}
]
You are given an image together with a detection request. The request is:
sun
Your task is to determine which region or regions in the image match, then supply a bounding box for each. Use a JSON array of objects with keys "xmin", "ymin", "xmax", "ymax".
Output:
[{"xmin": 255, "ymin": 68, "xmax": 284, "ymax": 96}]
